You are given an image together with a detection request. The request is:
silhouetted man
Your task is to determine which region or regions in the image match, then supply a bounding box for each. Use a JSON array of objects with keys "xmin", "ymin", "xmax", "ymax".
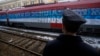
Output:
[{"xmin": 43, "ymin": 9, "xmax": 99, "ymax": 56}]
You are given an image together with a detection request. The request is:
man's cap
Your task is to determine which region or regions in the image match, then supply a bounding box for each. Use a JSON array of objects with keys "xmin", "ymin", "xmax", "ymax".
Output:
[{"xmin": 62, "ymin": 9, "xmax": 86, "ymax": 24}]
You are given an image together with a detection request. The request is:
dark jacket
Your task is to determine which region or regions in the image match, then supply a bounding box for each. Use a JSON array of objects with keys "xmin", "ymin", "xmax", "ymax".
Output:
[{"xmin": 43, "ymin": 34, "xmax": 99, "ymax": 56}]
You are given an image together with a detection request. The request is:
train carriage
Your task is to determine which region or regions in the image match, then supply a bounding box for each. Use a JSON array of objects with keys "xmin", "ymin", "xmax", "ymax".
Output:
[
  {"xmin": 7, "ymin": 3, "xmax": 64, "ymax": 29},
  {"xmin": 0, "ymin": 0, "xmax": 100, "ymax": 34}
]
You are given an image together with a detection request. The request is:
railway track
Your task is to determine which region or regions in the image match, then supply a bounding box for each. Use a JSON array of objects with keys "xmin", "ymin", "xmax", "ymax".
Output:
[
  {"xmin": 0, "ymin": 26, "xmax": 100, "ymax": 56},
  {"xmin": 0, "ymin": 26, "xmax": 59, "ymax": 56},
  {"xmin": 0, "ymin": 26, "xmax": 60, "ymax": 37}
]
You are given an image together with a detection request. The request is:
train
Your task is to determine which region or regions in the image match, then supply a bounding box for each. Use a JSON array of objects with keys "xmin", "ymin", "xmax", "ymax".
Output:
[{"xmin": 0, "ymin": 0, "xmax": 100, "ymax": 34}]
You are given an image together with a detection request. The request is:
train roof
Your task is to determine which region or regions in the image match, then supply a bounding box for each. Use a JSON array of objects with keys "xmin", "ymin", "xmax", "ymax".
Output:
[{"xmin": 8, "ymin": 0, "xmax": 100, "ymax": 13}]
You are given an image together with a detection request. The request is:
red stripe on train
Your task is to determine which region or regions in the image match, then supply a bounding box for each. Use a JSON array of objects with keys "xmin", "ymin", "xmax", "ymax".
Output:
[{"xmin": 50, "ymin": 23, "xmax": 62, "ymax": 29}]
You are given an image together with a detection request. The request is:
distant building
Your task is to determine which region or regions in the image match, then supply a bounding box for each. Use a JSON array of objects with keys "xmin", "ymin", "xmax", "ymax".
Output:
[{"xmin": 0, "ymin": 0, "xmax": 83, "ymax": 10}]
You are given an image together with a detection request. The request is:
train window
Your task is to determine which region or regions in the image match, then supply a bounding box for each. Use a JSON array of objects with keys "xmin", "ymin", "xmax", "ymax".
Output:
[
  {"xmin": 28, "ymin": 12, "xmax": 31, "ymax": 18},
  {"xmin": 78, "ymin": 9, "xmax": 82, "ymax": 15},
  {"xmin": 76, "ymin": 9, "xmax": 81, "ymax": 15},
  {"xmin": 16, "ymin": 13, "xmax": 19, "ymax": 18},
  {"xmin": 31, "ymin": 11, "xmax": 34, "ymax": 17},
  {"xmin": 43, "ymin": 11, "xmax": 45, "ymax": 17},
  {"xmin": 17, "ymin": 13, "xmax": 21, "ymax": 18},
  {"xmin": 46, "ymin": 11, "xmax": 48, "ymax": 14},
  {"xmin": 57, "ymin": 10, "xmax": 62, "ymax": 16},
  {"xmin": 52, "ymin": 10, "xmax": 55, "ymax": 16},
  {"xmin": 44, "ymin": 10, "xmax": 46, "ymax": 16},
  {"xmin": 20, "ymin": 12, "xmax": 24, "ymax": 18},
  {"xmin": 0, "ymin": 15, "xmax": 1, "ymax": 18},
  {"xmin": 38, "ymin": 12, "xmax": 40, "ymax": 18},
  {"xmin": 45, "ymin": 11, "xmax": 47, "ymax": 17},
  {"xmin": 47, "ymin": 10, "xmax": 50, "ymax": 16},
  {"xmin": 24, "ymin": 12, "xmax": 27, "ymax": 17},
  {"xmin": 14, "ymin": 14, "xmax": 16, "ymax": 19},
  {"xmin": 39, "ymin": 11, "xmax": 41, "ymax": 17},
  {"xmin": 36, "ymin": 12, "xmax": 38, "ymax": 18},
  {"xmin": 49, "ymin": 10, "xmax": 52, "ymax": 18},
  {"xmin": 43, "ymin": 11, "xmax": 45, "ymax": 18},
  {"xmin": 4, "ymin": 15, "xmax": 6, "ymax": 18},
  {"xmin": 11, "ymin": 14, "xmax": 13, "ymax": 18},
  {"xmin": 0, "ymin": 15, "xmax": 1, "ymax": 19},
  {"xmin": 17, "ymin": 13, "xmax": 20, "ymax": 18},
  {"xmin": 11, "ymin": 14, "xmax": 14, "ymax": 18},
  {"xmin": 46, "ymin": 10, "xmax": 49, "ymax": 18},
  {"xmin": 44, "ymin": 11, "xmax": 47, "ymax": 17},
  {"xmin": 15, "ymin": 13, "xmax": 17, "ymax": 18},
  {"xmin": 1, "ymin": 15, "xmax": 3, "ymax": 19},
  {"xmin": 25, "ymin": 12, "xmax": 30, "ymax": 18},
  {"xmin": 73, "ymin": 9, "xmax": 79, "ymax": 14},
  {"xmin": 87, "ymin": 8, "xmax": 91, "ymax": 16},
  {"xmin": 9, "ymin": 14, "xmax": 12, "ymax": 18},
  {"xmin": 37, "ymin": 11, "xmax": 39, "ymax": 18},
  {"xmin": 38, "ymin": 11, "xmax": 41, "ymax": 17},
  {"xmin": 55, "ymin": 10, "xmax": 58, "ymax": 16},
  {"xmin": 38, "ymin": 11, "xmax": 40, "ymax": 18},
  {"xmin": 39, "ymin": 11, "xmax": 42, "ymax": 18},
  {"xmin": 12, "ymin": 14, "xmax": 14, "ymax": 18},
  {"xmin": 41, "ymin": 11, "xmax": 43, "ymax": 18},
  {"xmin": 0, "ymin": 16, "xmax": 1, "ymax": 19},
  {"xmin": 14, "ymin": 14, "xmax": 17, "ymax": 18},
  {"xmin": 82, "ymin": 9, "xmax": 88, "ymax": 16},
  {"xmin": 40, "ymin": 11, "xmax": 43, "ymax": 18},
  {"xmin": 34, "ymin": 12, "xmax": 37, "ymax": 18},
  {"xmin": 8, "ymin": 14, "xmax": 11, "ymax": 18},
  {"xmin": 52, "ymin": 10, "xmax": 56, "ymax": 18},
  {"xmin": 44, "ymin": 11, "xmax": 46, "ymax": 17},
  {"xmin": 91, "ymin": 8, "xmax": 100, "ymax": 16},
  {"xmin": 47, "ymin": 10, "xmax": 49, "ymax": 16},
  {"xmin": 13, "ymin": 14, "xmax": 15, "ymax": 18},
  {"xmin": 19, "ymin": 13, "xmax": 21, "ymax": 18},
  {"xmin": 30, "ymin": 11, "xmax": 32, "ymax": 18},
  {"xmin": 34, "ymin": 12, "xmax": 36, "ymax": 18},
  {"xmin": 2, "ymin": 15, "xmax": 4, "ymax": 19},
  {"xmin": 10, "ymin": 14, "xmax": 13, "ymax": 18},
  {"xmin": 15, "ymin": 13, "xmax": 18, "ymax": 18}
]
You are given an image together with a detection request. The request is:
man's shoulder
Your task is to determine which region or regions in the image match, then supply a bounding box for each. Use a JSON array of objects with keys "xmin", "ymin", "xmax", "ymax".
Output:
[
  {"xmin": 79, "ymin": 42, "xmax": 100, "ymax": 56},
  {"xmin": 46, "ymin": 39, "xmax": 61, "ymax": 47},
  {"xmin": 46, "ymin": 35, "xmax": 64, "ymax": 46}
]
